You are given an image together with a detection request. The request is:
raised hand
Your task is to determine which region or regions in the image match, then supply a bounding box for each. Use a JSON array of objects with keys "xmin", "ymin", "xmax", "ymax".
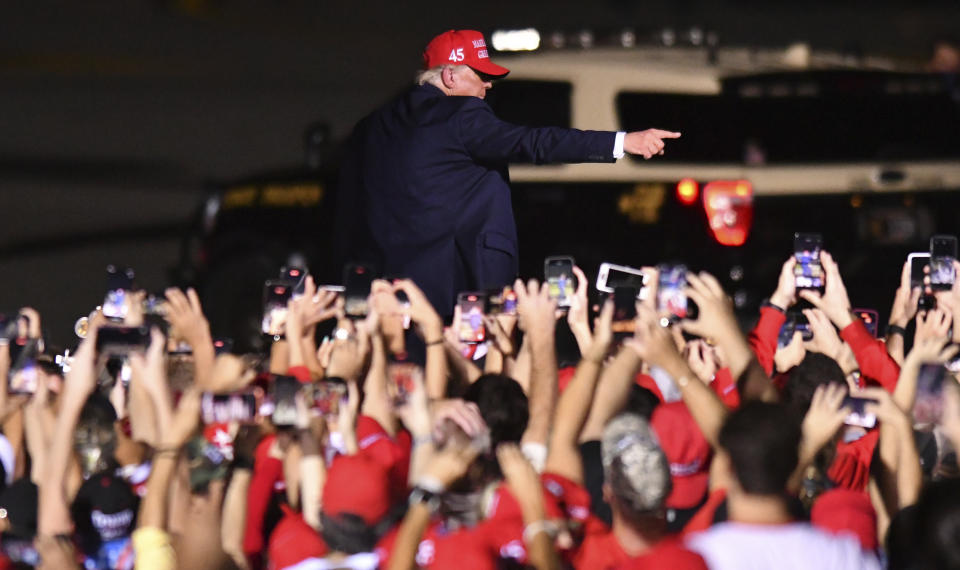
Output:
[
  {"xmin": 623, "ymin": 129, "xmax": 682, "ymax": 160},
  {"xmin": 686, "ymin": 339, "xmax": 719, "ymax": 384},
  {"xmin": 801, "ymin": 383, "xmax": 849, "ymax": 455},
  {"xmin": 770, "ymin": 257, "xmax": 798, "ymax": 310},
  {"xmin": 680, "ymin": 271, "xmax": 739, "ymax": 340},
  {"xmin": 163, "ymin": 287, "xmax": 212, "ymax": 347},
  {"xmin": 890, "ymin": 260, "xmax": 921, "ymax": 328},
  {"xmin": 514, "ymin": 278, "xmax": 558, "ymax": 336},
  {"xmin": 798, "ymin": 251, "xmax": 854, "ymax": 329},
  {"xmin": 802, "ymin": 308, "xmax": 844, "ymax": 361},
  {"xmin": 393, "ymin": 279, "xmax": 443, "ymax": 343}
]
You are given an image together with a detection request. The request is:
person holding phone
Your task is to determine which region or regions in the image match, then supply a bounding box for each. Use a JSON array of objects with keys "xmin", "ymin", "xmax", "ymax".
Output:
[{"xmin": 335, "ymin": 29, "xmax": 680, "ymax": 316}]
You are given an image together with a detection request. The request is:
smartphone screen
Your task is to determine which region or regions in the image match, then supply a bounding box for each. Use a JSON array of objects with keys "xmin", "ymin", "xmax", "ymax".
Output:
[
  {"xmin": 487, "ymin": 287, "xmax": 518, "ymax": 316},
  {"xmin": 201, "ymin": 392, "xmax": 258, "ymax": 424},
  {"xmin": 597, "ymin": 263, "xmax": 649, "ymax": 300},
  {"xmin": 270, "ymin": 375, "xmax": 301, "ymax": 427},
  {"xmin": 95, "ymin": 326, "xmax": 150, "ymax": 356},
  {"xmin": 103, "ymin": 265, "xmax": 135, "ymax": 320},
  {"xmin": 312, "ymin": 380, "xmax": 347, "ymax": 417},
  {"xmin": 611, "ymin": 286, "xmax": 638, "ymax": 340},
  {"xmin": 842, "ymin": 395, "xmax": 878, "ymax": 429},
  {"xmin": 281, "ymin": 266, "xmax": 308, "ymax": 298},
  {"xmin": 657, "ymin": 264, "xmax": 690, "ymax": 319},
  {"xmin": 544, "ymin": 256, "xmax": 576, "ymax": 309},
  {"xmin": 457, "ymin": 292, "xmax": 486, "ymax": 344},
  {"xmin": 777, "ymin": 317, "xmax": 797, "ymax": 348},
  {"xmin": 343, "ymin": 263, "xmax": 374, "ymax": 320},
  {"xmin": 792, "ymin": 311, "xmax": 813, "ymax": 341},
  {"xmin": 930, "ymin": 235, "xmax": 958, "ymax": 291},
  {"xmin": 854, "ymin": 309, "xmax": 879, "ymax": 338},
  {"xmin": 909, "ymin": 252, "xmax": 931, "ymax": 289},
  {"xmin": 914, "ymin": 363, "xmax": 948, "ymax": 428},
  {"xmin": 261, "ymin": 281, "xmax": 292, "ymax": 336},
  {"xmin": 8, "ymin": 360, "xmax": 37, "ymax": 395},
  {"xmin": 388, "ymin": 362, "xmax": 420, "ymax": 407},
  {"xmin": 793, "ymin": 233, "xmax": 824, "ymax": 291}
]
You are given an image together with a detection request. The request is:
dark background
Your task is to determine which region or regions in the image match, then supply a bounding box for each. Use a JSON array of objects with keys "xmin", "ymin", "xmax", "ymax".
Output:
[{"xmin": 1, "ymin": 0, "xmax": 958, "ymax": 346}]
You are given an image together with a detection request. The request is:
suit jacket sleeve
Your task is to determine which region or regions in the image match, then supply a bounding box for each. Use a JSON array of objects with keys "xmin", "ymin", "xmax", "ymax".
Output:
[{"xmin": 457, "ymin": 98, "xmax": 618, "ymax": 165}]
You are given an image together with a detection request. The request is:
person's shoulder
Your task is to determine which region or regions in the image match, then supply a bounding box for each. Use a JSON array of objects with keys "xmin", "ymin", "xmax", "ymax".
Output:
[{"xmin": 619, "ymin": 538, "xmax": 708, "ymax": 570}]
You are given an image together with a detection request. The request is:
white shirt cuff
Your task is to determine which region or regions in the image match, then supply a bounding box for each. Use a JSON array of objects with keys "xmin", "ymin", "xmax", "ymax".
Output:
[{"xmin": 613, "ymin": 131, "xmax": 626, "ymax": 159}]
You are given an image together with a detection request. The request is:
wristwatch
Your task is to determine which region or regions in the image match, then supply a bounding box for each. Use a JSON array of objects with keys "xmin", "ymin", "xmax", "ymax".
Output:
[{"xmin": 408, "ymin": 486, "xmax": 442, "ymax": 513}]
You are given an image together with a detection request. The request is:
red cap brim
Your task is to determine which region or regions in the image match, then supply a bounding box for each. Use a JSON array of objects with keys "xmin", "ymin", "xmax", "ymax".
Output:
[{"xmin": 469, "ymin": 60, "xmax": 510, "ymax": 79}]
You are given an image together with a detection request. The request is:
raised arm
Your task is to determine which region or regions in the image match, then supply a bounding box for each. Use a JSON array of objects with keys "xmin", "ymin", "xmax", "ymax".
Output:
[
  {"xmin": 545, "ymin": 300, "xmax": 613, "ymax": 484},
  {"xmin": 515, "ymin": 279, "xmax": 559, "ymax": 453}
]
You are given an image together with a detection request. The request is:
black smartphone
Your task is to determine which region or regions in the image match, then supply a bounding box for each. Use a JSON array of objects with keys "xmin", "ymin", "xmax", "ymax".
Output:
[
  {"xmin": 457, "ymin": 292, "xmax": 487, "ymax": 344},
  {"xmin": 343, "ymin": 263, "xmax": 374, "ymax": 320},
  {"xmin": 777, "ymin": 316, "xmax": 797, "ymax": 348},
  {"xmin": 544, "ymin": 255, "xmax": 576, "ymax": 310},
  {"xmin": 103, "ymin": 265, "xmax": 135, "ymax": 320},
  {"xmin": 201, "ymin": 392, "xmax": 258, "ymax": 424},
  {"xmin": 261, "ymin": 281, "xmax": 292, "ymax": 336},
  {"xmin": 95, "ymin": 326, "xmax": 151, "ymax": 356},
  {"xmin": 793, "ymin": 233, "xmax": 824, "ymax": 291},
  {"xmin": 270, "ymin": 375, "xmax": 301, "ymax": 428},
  {"xmin": 854, "ymin": 309, "xmax": 879, "ymax": 338},
  {"xmin": 7, "ymin": 339, "xmax": 39, "ymax": 395},
  {"xmin": 281, "ymin": 266, "xmax": 308, "ymax": 298},
  {"xmin": 611, "ymin": 286, "xmax": 638, "ymax": 340},
  {"xmin": 792, "ymin": 310, "xmax": 813, "ymax": 341},
  {"xmin": 657, "ymin": 264, "xmax": 698, "ymax": 320},
  {"xmin": 842, "ymin": 395, "xmax": 878, "ymax": 429},
  {"xmin": 930, "ymin": 235, "xmax": 958, "ymax": 292}
]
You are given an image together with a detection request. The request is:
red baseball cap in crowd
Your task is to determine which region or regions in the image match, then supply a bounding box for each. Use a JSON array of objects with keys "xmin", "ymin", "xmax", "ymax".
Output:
[
  {"xmin": 322, "ymin": 454, "xmax": 393, "ymax": 526},
  {"xmin": 651, "ymin": 401, "xmax": 712, "ymax": 509},
  {"xmin": 268, "ymin": 506, "xmax": 329, "ymax": 569},
  {"xmin": 423, "ymin": 30, "xmax": 510, "ymax": 78},
  {"xmin": 811, "ymin": 488, "xmax": 878, "ymax": 551}
]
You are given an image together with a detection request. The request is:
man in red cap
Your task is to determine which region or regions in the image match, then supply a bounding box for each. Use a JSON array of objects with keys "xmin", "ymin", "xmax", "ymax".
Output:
[{"xmin": 335, "ymin": 29, "xmax": 680, "ymax": 317}]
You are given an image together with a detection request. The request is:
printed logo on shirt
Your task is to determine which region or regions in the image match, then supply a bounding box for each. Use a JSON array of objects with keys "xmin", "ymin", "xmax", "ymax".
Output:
[
  {"xmin": 415, "ymin": 539, "xmax": 436, "ymax": 566},
  {"xmin": 500, "ymin": 540, "xmax": 526, "ymax": 561}
]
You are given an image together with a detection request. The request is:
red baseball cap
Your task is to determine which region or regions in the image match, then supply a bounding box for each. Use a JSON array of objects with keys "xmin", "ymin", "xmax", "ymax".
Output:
[
  {"xmin": 268, "ymin": 506, "xmax": 329, "ymax": 569},
  {"xmin": 651, "ymin": 402, "xmax": 712, "ymax": 509},
  {"xmin": 322, "ymin": 454, "xmax": 393, "ymax": 526},
  {"xmin": 423, "ymin": 30, "xmax": 510, "ymax": 78}
]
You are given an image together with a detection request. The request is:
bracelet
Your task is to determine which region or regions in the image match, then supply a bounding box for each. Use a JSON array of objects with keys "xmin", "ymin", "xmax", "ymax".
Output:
[
  {"xmin": 425, "ymin": 338, "xmax": 444, "ymax": 346},
  {"xmin": 154, "ymin": 447, "xmax": 179, "ymax": 457},
  {"xmin": 412, "ymin": 435, "xmax": 433, "ymax": 448},
  {"xmin": 760, "ymin": 299, "xmax": 787, "ymax": 314},
  {"xmin": 522, "ymin": 520, "xmax": 559, "ymax": 543},
  {"xmin": 414, "ymin": 475, "xmax": 447, "ymax": 494},
  {"xmin": 886, "ymin": 324, "xmax": 907, "ymax": 337}
]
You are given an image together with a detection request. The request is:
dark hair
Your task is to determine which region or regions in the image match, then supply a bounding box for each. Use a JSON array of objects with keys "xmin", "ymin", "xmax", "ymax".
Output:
[
  {"xmin": 463, "ymin": 374, "xmax": 529, "ymax": 447},
  {"xmin": 718, "ymin": 401, "xmax": 801, "ymax": 495},
  {"xmin": 783, "ymin": 353, "xmax": 847, "ymax": 418},
  {"xmin": 320, "ymin": 512, "xmax": 378, "ymax": 554},
  {"xmin": 887, "ymin": 479, "xmax": 960, "ymax": 570}
]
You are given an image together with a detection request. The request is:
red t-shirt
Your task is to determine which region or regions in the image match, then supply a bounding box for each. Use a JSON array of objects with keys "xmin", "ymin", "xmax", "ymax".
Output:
[
  {"xmin": 828, "ymin": 429, "xmax": 880, "ymax": 492},
  {"xmin": 616, "ymin": 537, "xmax": 709, "ymax": 570},
  {"xmin": 572, "ymin": 517, "xmax": 632, "ymax": 569}
]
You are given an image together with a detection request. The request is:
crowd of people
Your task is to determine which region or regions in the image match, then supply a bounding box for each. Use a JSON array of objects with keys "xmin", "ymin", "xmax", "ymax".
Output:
[{"xmin": 2, "ymin": 246, "xmax": 960, "ymax": 570}]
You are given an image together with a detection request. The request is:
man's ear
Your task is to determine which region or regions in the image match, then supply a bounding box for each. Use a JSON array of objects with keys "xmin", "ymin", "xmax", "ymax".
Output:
[{"xmin": 440, "ymin": 65, "xmax": 457, "ymax": 89}]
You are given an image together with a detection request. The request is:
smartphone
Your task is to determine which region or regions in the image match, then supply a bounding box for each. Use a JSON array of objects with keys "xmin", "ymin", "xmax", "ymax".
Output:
[
  {"xmin": 544, "ymin": 256, "xmax": 576, "ymax": 310},
  {"xmin": 213, "ymin": 338, "xmax": 234, "ymax": 355},
  {"xmin": 909, "ymin": 252, "xmax": 931, "ymax": 289},
  {"xmin": 281, "ymin": 266, "xmax": 308, "ymax": 298},
  {"xmin": 261, "ymin": 281, "xmax": 292, "ymax": 336},
  {"xmin": 657, "ymin": 264, "xmax": 697, "ymax": 320},
  {"xmin": 930, "ymin": 235, "xmax": 958, "ymax": 292},
  {"xmin": 611, "ymin": 286, "xmax": 638, "ymax": 340},
  {"xmin": 201, "ymin": 392, "xmax": 258, "ymax": 424},
  {"xmin": 487, "ymin": 286, "xmax": 518, "ymax": 316},
  {"xmin": 914, "ymin": 363, "xmax": 948, "ymax": 427},
  {"xmin": 8, "ymin": 360, "xmax": 37, "ymax": 395},
  {"xmin": 793, "ymin": 233, "xmax": 824, "ymax": 291},
  {"xmin": 777, "ymin": 317, "xmax": 797, "ymax": 348},
  {"xmin": 312, "ymin": 380, "xmax": 348, "ymax": 417},
  {"xmin": 395, "ymin": 290, "xmax": 412, "ymax": 330},
  {"xmin": 842, "ymin": 395, "xmax": 878, "ymax": 429},
  {"xmin": 0, "ymin": 315, "xmax": 17, "ymax": 342},
  {"xmin": 102, "ymin": 265, "xmax": 135, "ymax": 320},
  {"xmin": 792, "ymin": 310, "xmax": 813, "ymax": 341},
  {"xmin": 597, "ymin": 262, "xmax": 649, "ymax": 300},
  {"xmin": 96, "ymin": 326, "xmax": 150, "ymax": 356},
  {"xmin": 343, "ymin": 263, "xmax": 374, "ymax": 320},
  {"xmin": 270, "ymin": 375, "xmax": 301, "ymax": 427},
  {"xmin": 388, "ymin": 362, "xmax": 420, "ymax": 407},
  {"xmin": 457, "ymin": 292, "xmax": 486, "ymax": 344},
  {"xmin": 854, "ymin": 309, "xmax": 879, "ymax": 338}
]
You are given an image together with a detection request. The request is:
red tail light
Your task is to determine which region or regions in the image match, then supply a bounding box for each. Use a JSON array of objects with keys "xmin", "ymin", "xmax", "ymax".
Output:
[{"xmin": 676, "ymin": 178, "xmax": 699, "ymax": 205}]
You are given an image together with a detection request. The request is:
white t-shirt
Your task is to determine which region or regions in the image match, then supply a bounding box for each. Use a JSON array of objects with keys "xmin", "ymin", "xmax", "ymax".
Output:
[{"xmin": 686, "ymin": 522, "xmax": 880, "ymax": 570}]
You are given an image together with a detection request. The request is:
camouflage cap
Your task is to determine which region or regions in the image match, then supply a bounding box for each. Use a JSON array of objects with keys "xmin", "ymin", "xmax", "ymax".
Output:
[{"xmin": 602, "ymin": 413, "xmax": 672, "ymax": 515}]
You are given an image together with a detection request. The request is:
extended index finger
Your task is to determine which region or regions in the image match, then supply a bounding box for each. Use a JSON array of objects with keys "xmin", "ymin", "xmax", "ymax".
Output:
[{"xmin": 649, "ymin": 129, "xmax": 682, "ymax": 139}]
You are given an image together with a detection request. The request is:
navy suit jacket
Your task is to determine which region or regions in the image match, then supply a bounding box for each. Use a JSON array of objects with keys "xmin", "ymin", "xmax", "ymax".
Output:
[{"xmin": 335, "ymin": 83, "xmax": 617, "ymax": 315}]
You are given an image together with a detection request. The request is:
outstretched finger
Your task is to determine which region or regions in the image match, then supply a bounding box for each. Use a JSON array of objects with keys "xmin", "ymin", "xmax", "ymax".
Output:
[{"xmin": 649, "ymin": 129, "xmax": 682, "ymax": 139}]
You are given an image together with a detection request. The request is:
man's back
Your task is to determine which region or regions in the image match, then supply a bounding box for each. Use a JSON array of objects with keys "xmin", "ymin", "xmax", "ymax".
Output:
[{"xmin": 686, "ymin": 521, "xmax": 880, "ymax": 570}]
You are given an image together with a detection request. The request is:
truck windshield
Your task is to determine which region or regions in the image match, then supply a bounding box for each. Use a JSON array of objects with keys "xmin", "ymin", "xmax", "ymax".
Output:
[{"xmin": 618, "ymin": 70, "xmax": 960, "ymax": 164}]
